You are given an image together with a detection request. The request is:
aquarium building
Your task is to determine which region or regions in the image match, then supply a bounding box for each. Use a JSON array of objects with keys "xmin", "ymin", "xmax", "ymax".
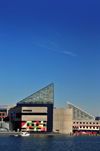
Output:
[{"xmin": 9, "ymin": 83, "xmax": 54, "ymax": 132}]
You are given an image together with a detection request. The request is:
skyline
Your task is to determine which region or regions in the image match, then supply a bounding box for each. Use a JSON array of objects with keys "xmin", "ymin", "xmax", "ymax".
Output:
[{"xmin": 0, "ymin": 0, "xmax": 100, "ymax": 116}]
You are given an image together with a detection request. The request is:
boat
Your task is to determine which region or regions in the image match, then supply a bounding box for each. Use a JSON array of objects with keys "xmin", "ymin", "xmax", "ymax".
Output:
[{"xmin": 20, "ymin": 132, "xmax": 30, "ymax": 136}]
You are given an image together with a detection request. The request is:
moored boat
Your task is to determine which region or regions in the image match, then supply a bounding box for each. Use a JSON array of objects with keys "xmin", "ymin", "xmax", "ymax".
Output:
[{"xmin": 20, "ymin": 132, "xmax": 30, "ymax": 136}]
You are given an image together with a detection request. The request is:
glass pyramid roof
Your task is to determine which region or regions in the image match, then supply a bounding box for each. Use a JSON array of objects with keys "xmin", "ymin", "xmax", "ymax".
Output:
[
  {"xmin": 67, "ymin": 102, "xmax": 95, "ymax": 120},
  {"xmin": 17, "ymin": 83, "xmax": 54, "ymax": 104}
]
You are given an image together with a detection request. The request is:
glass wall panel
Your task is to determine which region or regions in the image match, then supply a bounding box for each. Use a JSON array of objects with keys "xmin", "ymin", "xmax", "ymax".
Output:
[
  {"xmin": 67, "ymin": 102, "xmax": 94, "ymax": 120},
  {"xmin": 17, "ymin": 83, "xmax": 54, "ymax": 104}
]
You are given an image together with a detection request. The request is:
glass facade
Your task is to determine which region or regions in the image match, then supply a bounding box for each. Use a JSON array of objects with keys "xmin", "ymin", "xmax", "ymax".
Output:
[
  {"xmin": 67, "ymin": 102, "xmax": 95, "ymax": 120},
  {"xmin": 17, "ymin": 83, "xmax": 54, "ymax": 104}
]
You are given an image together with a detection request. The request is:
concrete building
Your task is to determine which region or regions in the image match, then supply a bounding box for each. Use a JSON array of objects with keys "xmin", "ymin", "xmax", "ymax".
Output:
[{"xmin": 53, "ymin": 108, "xmax": 72, "ymax": 134}]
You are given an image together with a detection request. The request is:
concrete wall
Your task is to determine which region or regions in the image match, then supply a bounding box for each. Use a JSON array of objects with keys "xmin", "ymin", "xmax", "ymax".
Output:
[
  {"xmin": 21, "ymin": 107, "xmax": 47, "ymax": 121},
  {"xmin": 22, "ymin": 115, "xmax": 47, "ymax": 121},
  {"xmin": 7, "ymin": 105, "xmax": 16, "ymax": 116},
  {"xmin": 22, "ymin": 107, "xmax": 47, "ymax": 113},
  {"xmin": 9, "ymin": 106, "xmax": 21, "ymax": 121},
  {"xmin": 9, "ymin": 106, "xmax": 48, "ymax": 121},
  {"xmin": 53, "ymin": 108, "xmax": 72, "ymax": 134}
]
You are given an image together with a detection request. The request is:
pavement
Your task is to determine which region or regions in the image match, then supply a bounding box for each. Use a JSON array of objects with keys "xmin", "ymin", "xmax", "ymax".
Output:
[{"xmin": 0, "ymin": 131, "xmax": 69, "ymax": 136}]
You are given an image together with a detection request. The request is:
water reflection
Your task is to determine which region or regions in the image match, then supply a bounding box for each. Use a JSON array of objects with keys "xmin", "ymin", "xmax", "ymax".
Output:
[{"xmin": 0, "ymin": 136, "xmax": 100, "ymax": 151}]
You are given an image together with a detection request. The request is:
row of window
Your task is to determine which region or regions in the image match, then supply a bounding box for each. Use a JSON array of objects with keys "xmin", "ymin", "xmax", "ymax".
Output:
[
  {"xmin": 0, "ymin": 113, "xmax": 6, "ymax": 116},
  {"xmin": 73, "ymin": 122, "xmax": 98, "ymax": 124},
  {"xmin": 80, "ymin": 126, "xmax": 98, "ymax": 129},
  {"xmin": 0, "ymin": 110, "xmax": 7, "ymax": 112},
  {"xmin": 73, "ymin": 126, "xmax": 99, "ymax": 129}
]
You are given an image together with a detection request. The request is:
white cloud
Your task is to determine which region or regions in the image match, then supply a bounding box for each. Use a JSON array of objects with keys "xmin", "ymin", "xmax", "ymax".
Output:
[
  {"xmin": 63, "ymin": 51, "xmax": 77, "ymax": 56},
  {"xmin": 33, "ymin": 41, "xmax": 77, "ymax": 57}
]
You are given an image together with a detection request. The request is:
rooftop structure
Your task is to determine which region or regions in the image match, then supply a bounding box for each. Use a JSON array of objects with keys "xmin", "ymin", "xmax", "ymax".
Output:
[
  {"xmin": 17, "ymin": 83, "xmax": 54, "ymax": 105},
  {"xmin": 67, "ymin": 102, "xmax": 95, "ymax": 120}
]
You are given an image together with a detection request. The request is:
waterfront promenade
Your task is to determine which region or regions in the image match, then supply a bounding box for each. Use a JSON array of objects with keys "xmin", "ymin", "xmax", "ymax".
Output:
[
  {"xmin": 0, "ymin": 132, "xmax": 69, "ymax": 136},
  {"xmin": 0, "ymin": 132, "xmax": 99, "ymax": 136}
]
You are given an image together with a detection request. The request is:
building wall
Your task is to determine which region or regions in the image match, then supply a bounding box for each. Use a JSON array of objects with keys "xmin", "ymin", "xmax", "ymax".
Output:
[
  {"xmin": 7, "ymin": 105, "xmax": 16, "ymax": 116},
  {"xmin": 0, "ymin": 112, "xmax": 7, "ymax": 119},
  {"xmin": 22, "ymin": 107, "xmax": 47, "ymax": 113},
  {"xmin": 9, "ymin": 104, "xmax": 53, "ymax": 132},
  {"xmin": 9, "ymin": 106, "xmax": 21, "ymax": 121},
  {"xmin": 21, "ymin": 107, "xmax": 47, "ymax": 132},
  {"xmin": 53, "ymin": 108, "xmax": 72, "ymax": 134},
  {"xmin": 18, "ymin": 104, "xmax": 53, "ymax": 132},
  {"xmin": 0, "ymin": 108, "xmax": 7, "ymax": 120},
  {"xmin": 22, "ymin": 115, "xmax": 47, "ymax": 121}
]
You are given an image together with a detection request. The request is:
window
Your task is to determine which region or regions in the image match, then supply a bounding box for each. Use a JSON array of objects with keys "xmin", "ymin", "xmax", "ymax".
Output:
[
  {"xmin": 93, "ymin": 122, "xmax": 95, "ymax": 124},
  {"xmin": 83, "ymin": 126, "xmax": 85, "ymax": 128},
  {"xmin": 97, "ymin": 127, "xmax": 98, "ymax": 129},
  {"xmin": 96, "ymin": 122, "xmax": 98, "ymax": 124},
  {"xmin": 73, "ymin": 122, "xmax": 75, "ymax": 124},
  {"xmin": 90, "ymin": 127, "xmax": 91, "ymax": 129},
  {"xmin": 83, "ymin": 122, "xmax": 85, "ymax": 124},
  {"xmin": 86, "ymin": 127, "xmax": 88, "ymax": 129},
  {"xmin": 21, "ymin": 113, "xmax": 47, "ymax": 115},
  {"xmin": 90, "ymin": 122, "xmax": 91, "ymax": 124},
  {"xmin": 16, "ymin": 113, "xmax": 21, "ymax": 118},
  {"xmin": 80, "ymin": 126, "xmax": 82, "ymax": 128},
  {"xmin": 86, "ymin": 122, "xmax": 88, "ymax": 124},
  {"xmin": 23, "ymin": 110, "xmax": 32, "ymax": 112},
  {"xmin": 77, "ymin": 122, "xmax": 78, "ymax": 124},
  {"xmin": 93, "ymin": 127, "xmax": 95, "ymax": 129},
  {"xmin": 80, "ymin": 122, "xmax": 82, "ymax": 124}
]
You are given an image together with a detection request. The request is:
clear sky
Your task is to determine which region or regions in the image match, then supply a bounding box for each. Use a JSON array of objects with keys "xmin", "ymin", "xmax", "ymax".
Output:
[{"xmin": 0, "ymin": 0, "xmax": 100, "ymax": 116}]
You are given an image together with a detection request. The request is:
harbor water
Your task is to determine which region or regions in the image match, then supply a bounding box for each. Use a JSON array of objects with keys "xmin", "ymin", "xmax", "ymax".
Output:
[{"xmin": 0, "ymin": 135, "xmax": 100, "ymax": 151}]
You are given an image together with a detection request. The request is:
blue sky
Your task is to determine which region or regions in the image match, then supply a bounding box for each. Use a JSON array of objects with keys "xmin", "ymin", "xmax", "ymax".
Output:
[{"xmin": 0, "ymin": 0, "xmax": 100, "ymax": 116}]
